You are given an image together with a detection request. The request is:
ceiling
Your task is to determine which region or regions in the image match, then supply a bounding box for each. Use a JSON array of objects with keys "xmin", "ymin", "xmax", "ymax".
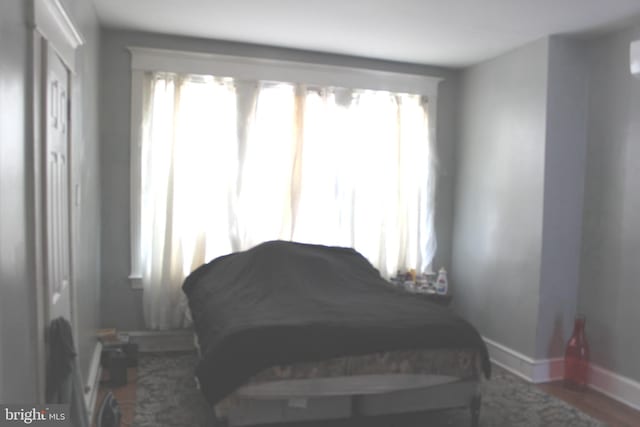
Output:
[{"xmin": 92, "ymin": 0, "xmax": 640, "ymax": 68}]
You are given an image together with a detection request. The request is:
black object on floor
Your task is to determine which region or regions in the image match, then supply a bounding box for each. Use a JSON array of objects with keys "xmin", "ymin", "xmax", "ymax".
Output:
[
  {"xmin": 102, "ymin": 349, "xmax": 128, "ymax": 387},
  {"xmin": 123, "ymin": 343, "xmax": 139, "ymax": 367},
  {"xmin": 96, "ymin": 391, "xmax": 121, "ymax": 427}
]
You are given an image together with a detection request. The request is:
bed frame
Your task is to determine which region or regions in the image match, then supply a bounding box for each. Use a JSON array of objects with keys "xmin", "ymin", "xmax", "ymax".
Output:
[{"xmin": 197, "ymin": 337, "xmax": 482, "ymax": 427}]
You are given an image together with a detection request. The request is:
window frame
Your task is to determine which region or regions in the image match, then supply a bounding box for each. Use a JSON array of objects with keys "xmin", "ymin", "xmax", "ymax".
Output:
[{"xmin": 127, "ymin": 47, "xmax": 442, "ymax": 288}]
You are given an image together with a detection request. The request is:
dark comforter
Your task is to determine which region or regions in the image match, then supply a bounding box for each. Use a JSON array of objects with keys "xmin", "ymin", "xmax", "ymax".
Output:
[{"xmin": 183, "ymin": 241, "xmax": 490, "ymax": 405}]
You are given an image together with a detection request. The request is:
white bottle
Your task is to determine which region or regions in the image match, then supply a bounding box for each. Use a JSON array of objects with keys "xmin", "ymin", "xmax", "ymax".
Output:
[{"xmin": 435, "ymin": 268, "xmax": 448, "ymax": 295}]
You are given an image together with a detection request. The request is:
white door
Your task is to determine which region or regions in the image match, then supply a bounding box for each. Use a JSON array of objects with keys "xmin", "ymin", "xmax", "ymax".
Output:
[{"xmin": 44, "ymin": 46, "xmax": 72, "ymax": 324}]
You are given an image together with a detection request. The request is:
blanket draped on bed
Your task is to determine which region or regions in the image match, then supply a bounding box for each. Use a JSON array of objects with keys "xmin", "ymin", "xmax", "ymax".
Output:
[{"xmin": 183, "ymin": 241, "xmax": 491, "ymax": 405}]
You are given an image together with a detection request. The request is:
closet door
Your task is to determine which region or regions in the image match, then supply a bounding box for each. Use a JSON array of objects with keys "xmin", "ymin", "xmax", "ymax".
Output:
[{"xmin": 44, "ymin": 46, "xmax": 72, "ymax": 324}]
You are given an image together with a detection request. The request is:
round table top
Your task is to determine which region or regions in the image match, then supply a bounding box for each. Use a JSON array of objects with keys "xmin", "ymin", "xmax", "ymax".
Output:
[{"xmin": 236, "ymin": 374, "xmax": 459, "ymax": 399}]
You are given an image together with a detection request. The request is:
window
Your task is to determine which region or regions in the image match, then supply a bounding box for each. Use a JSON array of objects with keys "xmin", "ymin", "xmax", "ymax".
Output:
[{"xmin": 128, "ymin": 48, "xmax": 441, "ymax": 329}]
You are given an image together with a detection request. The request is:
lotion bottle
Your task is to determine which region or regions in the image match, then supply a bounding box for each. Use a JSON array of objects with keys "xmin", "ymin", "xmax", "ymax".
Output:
[{"xmin": 435, "ymin": 268, "xmax": 448, "ymax": 295}]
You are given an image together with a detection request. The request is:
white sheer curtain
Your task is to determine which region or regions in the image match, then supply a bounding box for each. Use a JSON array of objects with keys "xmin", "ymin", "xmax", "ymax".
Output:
[
  {"xmin": 140, "ymin": 73, "xmax": 239, "ymax": 329},
  {"xmin": 139, "ymin": 72, "xmax": 436, "ymax": 330}
]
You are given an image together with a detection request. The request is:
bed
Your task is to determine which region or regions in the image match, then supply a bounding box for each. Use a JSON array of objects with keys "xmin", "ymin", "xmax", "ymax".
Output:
[{"xmin": 183, "ymin": 241, "xmax": 490, "ymax": 426}]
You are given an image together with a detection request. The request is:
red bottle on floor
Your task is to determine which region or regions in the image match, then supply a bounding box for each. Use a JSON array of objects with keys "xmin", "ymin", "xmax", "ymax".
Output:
[{"xmin": 564, "ymin": 315, "xmax": 590, "ymax": 389}]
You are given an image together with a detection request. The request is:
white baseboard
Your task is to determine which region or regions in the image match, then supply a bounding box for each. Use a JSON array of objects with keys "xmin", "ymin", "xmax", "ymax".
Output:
[
  {"xmin": 483, "ymin": 336, "xmax": 640, "ymax": 411},
  {"xmin": 589, "ymin": 364, "xmax": 640, "ymax": 411},
  {"xmin": 531, "ymin": 358, "xmax": 565, "ymax": 383},
  {"xmin": 483, "ymin": 337, "xmax": 563, "ymax": 383},
  {"xmin": 125, "ymin": 329, "xmax": 195, "ymax": 352},
  {"xmin": 84, "ymin": 341, "xmax": 103, "ymax": 419}
]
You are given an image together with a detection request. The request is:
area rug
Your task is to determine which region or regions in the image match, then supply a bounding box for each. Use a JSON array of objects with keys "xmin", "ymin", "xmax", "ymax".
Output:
[{"xmin": 132, "ymin": 352, "xmax": 605, "ymax": 427}]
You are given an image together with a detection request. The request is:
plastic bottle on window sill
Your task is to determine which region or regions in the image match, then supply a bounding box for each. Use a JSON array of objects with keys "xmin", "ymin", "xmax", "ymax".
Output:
[{"xmin": 435, "ymin": 268, "xmax": 448, "ymax": 295}]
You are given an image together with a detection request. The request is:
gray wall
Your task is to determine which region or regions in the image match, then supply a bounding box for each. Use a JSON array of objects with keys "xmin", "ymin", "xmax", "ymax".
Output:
[
  {"xmin": 453, "ymin": 36, "xmax": 591, "ymax": 360},
  {"xmin": 535, "ymin": 37, "xmax": 590, "ymax": 359},
  {"xmin": 99, "ymin": 29, "xmax": 461, "ymax": 330},
  {"xmin": 578, "ymin": 22, "xmax": 640, "ymax": 382},
  {"xmin": 0, "ymin": 0, "xmax": 37, "ymax": 403},
  {"xmin": 452, "ymin": 39, "xmax": 549, "ymax": 357},
  {"xmin": 59, "ymin": 0, "xmax": 103, "ymax": 385},
  {"xmin": 0, "ymin": 0, "xmax": 101, "ymax": 401},
  {"xmin": 453, "ymin": 26, "xmax": 639, "ymax": 380}
]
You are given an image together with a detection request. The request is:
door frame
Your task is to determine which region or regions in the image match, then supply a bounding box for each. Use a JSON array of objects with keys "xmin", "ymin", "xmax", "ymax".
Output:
[{"xmin": 28, "ymin": 0, "xmax": 84, "ymax": 403}]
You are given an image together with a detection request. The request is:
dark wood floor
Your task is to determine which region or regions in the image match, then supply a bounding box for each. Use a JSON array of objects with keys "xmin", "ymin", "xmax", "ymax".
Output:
[
  {"xmin": 93, "ymin": 365, "xmax": 640, "ymax": 427},
  {"xmin": 537, "ymin": 381, "xmax": 640, "ymax": 427}
]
